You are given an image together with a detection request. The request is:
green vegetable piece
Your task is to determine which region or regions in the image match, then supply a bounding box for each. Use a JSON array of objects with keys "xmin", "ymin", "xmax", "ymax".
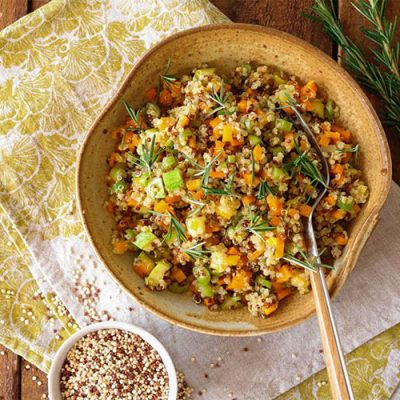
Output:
[
  {"xmin": 134, "ymin": 231, "xmax": 156, "ymax": 251},
  {"xmin": 218, "ymin": 161, "xmax": 227, "ymax": 170},
  {"xmin": 132, "ymin": 172, "xmax": 150, "ymax": 188},
  {"xmin": 162, "ymin": 155, "xmax": 177, "ymax": 170},
  {"xmin": 125, "ymin": 229, "xmax": 136, "ymax": 241},
  {"xmin": 193, "ymin": 265, "xmax": 211, "ymax": 285},
  {"xmin": 146, "ymin": 177, "xmax": 166, "ymax": 199},
  {"xmin": 178, "ymin": 128, "xmax": 192, "ymax": 146},
  {"xmin": 272, "ymin": 165, "xmax": 287, "ymax": 180},
  {"xmin": 273, "ymin": 73, "xmax": 287, "ymax": 85},
  {"xmin": 194, "ymin": 68, "xmax": 216, "ymax": 80},
  {"xmin": 337, "ymin": 196, "xmax": 354, "ymax": 212},
  {"xmin": 272, "ymin": 146, "xmax": 285, "ymax": 157},
  {"xmin": 146, "ymin": 102, "xmax": 160, "ymax": 118},
  {"xmin": 111, "ymin": 180, "xmax": 127, "ymax": 194},
  {"xmin": 248, "ymin": 135, "xmax": 262, "ymax": 146},
  {"xmin": 244, "ymin": 119, "xmax": 254, "ymax": 132},
  {"xmin": 162, "ymin": 168, "xmax": 184, "ymax": 192},
  {"xmin": 276, "ymin": 119, "xmax": 293, "ymax": 132},
  {"xmin": 168, "ymin": 282, "xmax": 190, "ymax": 294},
  {"xmin": 227, "ymin": 155, "xmax": 236, "ymax": 163},
  {"xmin": 136, "ymin": 252, "xmax": 155, "ymax": 272},
  {"xmin": 145, "ymin": 260, "xmax": 172, "ymax": 288},
  {"xmin": 220, "ymin": 296, "xmax": 242, "ymax": 310},
  {"xmin": 196, "ymin": 281, "xmax": 214, "ymax": 298},
  {"xmin": 109, "ymin": 166, "xmax": 126, "ymax": 182},
  {"xmin": 325, "ymin": 99, "xmax": 334, "ymax": 121},
  {"xmin": 255, "ymin": 275, "xmax": 272, "ymax": 289},
  {"xmin": 242, "ymin": 63, "xmax": 252, "ymax": 77},
  {"xmin": 165, "ymin": 139, "xmax": 174, "ymax": 148}
]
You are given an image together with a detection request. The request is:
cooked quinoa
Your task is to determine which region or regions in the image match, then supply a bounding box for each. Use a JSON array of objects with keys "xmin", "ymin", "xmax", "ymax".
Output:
[{"xmin": 105, "ymin": 62, "xmax": 368, "ymax": 318}]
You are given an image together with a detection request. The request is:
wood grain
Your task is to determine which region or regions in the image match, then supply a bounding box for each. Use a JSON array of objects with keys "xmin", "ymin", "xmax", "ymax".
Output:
[
  {"xmin": 20, "ymin": 360, "xmax": 47, "ymax": 400},
  {"xmin": 339, "ymin": 1, "xmax": 400, "ymax": 184},
  {"xmin": 0, "ymin": 0, "xmax": 27, "ymax": 30},
  {"xmin": 0, "ymin": 346, "xmax": 20, "ymax": 400}
]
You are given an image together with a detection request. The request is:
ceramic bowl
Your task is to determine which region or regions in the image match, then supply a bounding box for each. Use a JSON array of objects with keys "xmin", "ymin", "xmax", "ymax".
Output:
[
  {"xmin": 77, "ymin": 24, "xmax": 391, "ymax": 336},
  {"xmin": 48, "ymin": 321, "xmax": 177, "ymax": 400}
]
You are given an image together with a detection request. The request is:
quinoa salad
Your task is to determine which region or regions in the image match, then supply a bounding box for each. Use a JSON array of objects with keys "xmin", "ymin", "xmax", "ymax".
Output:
[{"xmin": 105, "ymin": 61, "xmax": 368, "ymax": 318}]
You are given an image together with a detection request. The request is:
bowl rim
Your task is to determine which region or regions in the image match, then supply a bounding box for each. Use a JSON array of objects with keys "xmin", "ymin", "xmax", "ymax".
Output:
[
  {"xmin": 48, "ymin": 321, "xmax": 177, "ymax": 400},
  {"xmin": 76, "ymin": 23, "xmax": 392, "ymax": 336}
]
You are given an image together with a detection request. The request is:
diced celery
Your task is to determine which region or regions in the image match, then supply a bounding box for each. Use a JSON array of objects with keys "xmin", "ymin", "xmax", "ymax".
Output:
[
  {"xmin": 133, "ymin": 252, "xmax": 155, "ymax": 276},
  {"xmin": 109, "ymin": 166, "xmax": 126, "ymax": 182},
  {"xmin": 168, "ymin": 282, "xmax": 189, "ymax": 294},
  {"xmin": 132, "ymin": 172, "xmax": 150, "ymax": 188},
  {"xmin": 276, "ymin": 119, "xmax": 293, "ymax": 132},
  {"xmin": 186, "ymin": 216, "xmax": 206, "ymax": 237},
  {"xmin": 146, "ymin": 177, "xmax": 165, "ymax": 199},
  {"xmin": 111, "ymin": 180, "xmax": 127, "ymax": 194},
  {"xmin": 218, "ymin": 161, "xmax": 227, "ymax": 170},
  {"xmin": 145, "ymin": 260, "xmax": 171, "ymax": 289},
  {"xmin": 221, "ymin": 296, "xmax": 242, "ymax": 310},
  {"xmin": 255, "ymin": 275, "xmax": 272, "ymax": 289},
  {"xmin": 309, "ymin": 99, "xmax": 325, "ymax": 119},
  {"xmin": 248, "ymin": 135, "xmax": 262, "ymax": 146},
  {"xmin": 193, "ymin": 265, "xmax": 211, "ymax": 285},
  {"xmin": 337, "ymin": 196, "xmax": 354, "ymax": 212},
  {"xmin": 196, "ymin": 281, "xmax": 214, "ymax": 298},
  {"xmin": 272, "ymin": 165, "xmax": 287, "ymax": 180},
  {"xmin": 194, "ymin": 68, "xmax": 216, "ymax": 80},
  {"xmin": 244, "ymin": 119, "xmax": 254, "ymax": 132},
  {"xmin": 325, "ymin": 99, "xmax": 334, "ymax": 121},
  {"xmin": 272, "ymin": 146, "xmax": 285, "ymax": 157},
  {"xmin": 227, "ymin": 155, "xmax": 236, "ymax": 163},
  {"xmin": 134, "ymin": 231, "xmax": 156, "ymax": 251},
  {"xmin": 162, "ymin": 155, "xmax": 177, "ymax": 170},
  {"xmin": 165, "ymin": 139, "xmax": 174, "ymax": 148},
  {"xmin": 178, "ymin": 128, "xmax": 192, "ymax": 146},
  {"xmin": 146, "ymin": 102, "xmax": 160, "ymax": 118},
  {"xmin": 125, "ymin": 229, "xmax": 136, "ymax": 240},
  {"xmin": 210, "ymin": 251, "xmax": 239, "ymax": 274},
  {"xmin": 242, "ymin": 63, "xmax": 252, "ymax": 77},
  {"xmin": 273, "ymin": 73, "xmax": 287, "ymax": 85},
  {"xmin": 162, "ymin": 168, "xmax": 184, "ymax": 192}
]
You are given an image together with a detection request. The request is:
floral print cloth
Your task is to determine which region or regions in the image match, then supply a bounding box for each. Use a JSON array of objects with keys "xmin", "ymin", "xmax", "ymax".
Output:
[{"xmin": 0, "ymin": 1, "xmax": 399, "ymax": 398}]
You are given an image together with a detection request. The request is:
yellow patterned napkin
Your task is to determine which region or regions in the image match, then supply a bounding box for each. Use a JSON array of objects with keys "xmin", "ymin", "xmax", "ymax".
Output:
[{"xmin": 0, "ymin": 1, "xmax": 399, "ymax": 398}]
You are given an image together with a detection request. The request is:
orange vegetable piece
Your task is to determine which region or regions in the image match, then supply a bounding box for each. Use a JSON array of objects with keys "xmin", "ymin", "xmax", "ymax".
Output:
[
  {"xmin": 145, "ymin": 87, "xmax": 157, "ymax": 101},
  {"xmin": 262, "ymin": 302, "xmax": 278, "ymax": 316},
  {"xmin": 284, "ymin": 132, "xmax": 295, "ymax": 150},
  {"xmin": 189, "ymin": 136, "xmax": 196, "ymax": 148},
  {"xmin": 108, "ymin": 153, "xmax": 118, "ymax": 167},
  {"xmin": 326, "ymin": 131, "xmax": 341, "ymax": 143},
  {"xmin": 331, "ymin": 164, "xmax": 344, "ymax": 176},
  {"xmin": 227, "ymin": 270, "xmax": 251, "ymax": 291},
  {"xmin": 331, "ymin": 125, "xmax": 352, "ymax": 143},
  {"xmin": 300, "ymin": 80, "xmax": 318, "ymax": 102},
  {"xmin": 231, "ymin": 139, "xmax": 244, "ymax": 147},
  {"xmin": 227, "ymin": 247, "xmax": 240, "ymax": 255},
  {"xmin": 243, "ymin": 173, "xmax": 260, "ymax": 186},
  {"xmin": 238, "ymin": 99, "xmax": 248, "ymax": 113},
  {"xmin": 171, "ymin": 267, "xmax": 187, "ymax": 283},
  {"xmin": 353, "ymin": 204, "xmax": 361, "ymax": 214},
  {"xmin": 159, "ymin": 89, "xmax": 173, "ymax": 105},
  {"xmin": 332, "ymin": 209, "xmax": 346, "ymax": 220},
  {"xmin": 186, "ymin": 179, "xmax": 201, "ymax": 191},
  {"xmin": 288, "ymin": 208, "xmax": 299, "ymax": 217},
  {"xmin": 113, "ymin": 241, "xmax": 129, "ymax": 255},
  {"xmin": 272, "ymin": 280, "xmax": 284, "ymax": 291},
  {"xmin": 325, "ymin": 194, "xmax": 336, "ymax": 206},
  {"xmin": 154, "ymin": 200, "xmax": 169, "ymax": 214},
  {"xmin": 335, "ymin": 234, "xmax": 348, "ymax": 245},
  {"xmin": 210, "ymin": 116, "xmax": 222, "ymax": 129},
  {"xmin": 210, "ymin": 170, "xmax": 225, "ymax": 179},
  {"xmin": 270, "ymin": 216, "xmax": 281, "ymax": 226},
  {"xmin": 243, "ymin": 195, "xmax": 256, "ymax": 206},
  {"xmin": 276, "ymin": 264, "xmax": 294, "ymax": 283},
  {"xmin": 299, "ymin": 204, "xmax": 312, "ymax": 218},
  {"xmin": 277, "ymin": 287, "xmax": 293, "ymax": 301},
  {"xmin": 274, "ymin": 236, "xmax": 285, "ymax": 259},
  {"xmin": 127, "ymin": 198, "xmax": 138, "ymax": 207},
  {"xmin": 267, "ymin": 194, "xmax": 283, "ymax": 216},
  {"xmin": 248, "ymin": 248, "xmax": 264, "ymax": 261},
  {"xmin": 319, "ymin": 134, "xmax": 331, "ymax": 147},
  {"xmin": 166, "ymin": 195, "xmax": 181, "ymax": 204},
  {"xmin": 179, "ymin": 115, "xmax": 190, "ymax": 128},
  {"xmin": 106, "ymin": 201, "xmax": 115, "ymax": 214},
  {"xmin": 253, "ymin": 144, "xmax": 264, "ymax": 161},
  {"xmin": 133, "ymin": 262, "xmax": 151, "ymax": 278}
]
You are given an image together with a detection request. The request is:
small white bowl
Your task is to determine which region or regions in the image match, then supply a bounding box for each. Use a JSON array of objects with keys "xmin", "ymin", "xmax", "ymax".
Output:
[{"xmin": 48, "ymin": 321, "xmax": 177, "ymax": 400}]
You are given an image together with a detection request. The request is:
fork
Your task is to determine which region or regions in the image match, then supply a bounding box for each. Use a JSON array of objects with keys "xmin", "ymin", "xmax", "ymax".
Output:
[{"xmin": 290, "ymin": 105, "xmax": 355, "ymax": 400}]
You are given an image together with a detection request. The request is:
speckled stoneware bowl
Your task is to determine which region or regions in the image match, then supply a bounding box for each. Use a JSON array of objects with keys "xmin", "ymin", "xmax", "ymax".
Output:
[{"xmin": 77, "ymin": 24, "xmax": 391, "ymax": 336}]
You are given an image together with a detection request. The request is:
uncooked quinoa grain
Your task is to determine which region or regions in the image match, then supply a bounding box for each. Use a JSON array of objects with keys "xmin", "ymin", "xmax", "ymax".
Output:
[{"xmin": 60, "ymin": 329, "xmax": 169, "ymax": 400}]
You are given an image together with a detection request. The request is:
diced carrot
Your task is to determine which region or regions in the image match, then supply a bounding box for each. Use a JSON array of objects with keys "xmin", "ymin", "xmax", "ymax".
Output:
[
  {"xmin": 189, "ymin": 136, "xmax": 196, "ymax": 148},
  {"xmin": 253, "ymin": 144, "xmax": 264, "ymax": 161},
  {"xmin": 248, "ymin": 248, "xmax": 265, "ymax": 261},
  {"xmin": 159, "ymin": 117, "xmax": 175, "ymax": 128},
  {"xmin": 214, "ymin": 140, "xmax": 225, "ymax": 155},
  {"xmin": 227, "ymin": 270, "xmax": 251, "ymax": 291},
  {"xmin": 325, "ymin": 194, "xmax": 336, "ymax": 206},
  {"xmin": 108, "ymin": 153, "xmax": 118, "ymax": 167},
  {"xmin": 274, "ymin": 236, "xmax": 285, "ymax": 259},
  {"xmin": 205, "ymin": 219, "xmax": 221, "ymax": 233},
  {"xmin": 210, "ymin": 117, "xmax": 222, "ymax": 129},
  {"xmin": 332, "ymin": 209, "xmax": 346, "ymax": 220},
  {"xmin": 319, "ymin": 134, "xmax": 331, "ymax": 147},
  {"xmin": 243, "ymin": 195, "xmax": 256, "ymax": 206},
  {"xmin": 331, "ymin": 125, "xmax": 352, "ymax": 143},
  {"xmin": 288, "ymin": 208, "xmax": 299, "ymax": 217},
  {"xmin": 283, "ymin": 105, "xmax": 294, "ymax": 115},
  {"xmin": 210, "ymin": 170, "xmax": 225, "ymax": 179},
  {"xmin": 194, "ymin": 190, "xmax": 204, "ymax": 200},
  {"xmin": 127, "ymin": 198, "xmax": 137, "ymax": 207},
  {"xmin": 335, "ymin": 175, "xmax": 346, "ymax": 186},
  {"xmin": 169, "ymin": 82, "xmax": 181, "ymax": 97},
  {"xmin": 262, "ymin": 302, "xmax": 278, "ymax": 316},
  {"xmin": 106, "ymin": 201, "xmax": 115, "ymax": 214},
  {"xmin": 326, "ymin": 131, "xmax": 341, "ymax": 143},
  {"xmin": 166, "ymin": 195, "xmax": 181, "ymax": 204},
  {"xmin": 178, "ymin": 115, "xmax": 190, "ymax": 128},
  {"xmin": 299, "ymin": 204, "xmax": 312, "ymax": 218},
  {"xmin": 227, "ymin": 247, "xmax": 240, "ymax": 255},
  {"xmin": 243, "ymin": 173, "xmax": 260, "ymax": 186},
  {"xmin": 331, "ymin": 164, "xmax": 344, "ymax": 175},
  {"xmin": 276, "ymin": 264, "xmax": 294, "ymax": 283},
  {"xmin": 300, "ymin": 80, "xmax": 318, "ymax": 102},
  {"xmin": 335, "ymin": 234, "xmax": 348, "ymax": 245},
  {"xmin": 186, "ymin": 179, "xmax": 201, "ymax": 191},
  {"xmin": 270, "ymin": 216, "xmax": 281, "ymax": 226},
  {"xmin": 284, "ymin": 132, "xmax": 295, "ymax": 150},
  {"xmin": 159, "ymin": 89, "xmax": 173, "ymax": 105},
  {"xmin": 172, "ymin": 267, "xmax": 186, "ymax": 283},
  {"xmin": 231, "ymin": 139, "xmax": 244, "ymax": 147},
  {"xmin": 271, "ymin": 280, "xmax": 284, "ymax": 291},
  {"xmin": 277, "ymin": 287, "xmax": 293, "ymax": 301},
  {"xmin": 238, "ymin": 99, "xmax": 248, "ymax": 113},
  {"xmin": 145, "ymin": 87, "xmax": 157, "ymax": 101},
  {"xmin": 204, "ymin": 298, "xmax": 215, "ymax": 307},
  {"xmin": 267, "ymin": 194, "xmax": 283, "ymax": 216},
  {"xmin": 342, "ymin": 152, "xmax": 352, "ymax": 163},
  {"xmin": 112, "ymin": 128, "xmax": 122, "ymax": 140},
  {"xmin": 133, "ymin": 262, "xmax": 150, "ymax": 278},
  {"xmin": 154, "ymin": 200, "xmax": 169, "ymax": 214},
  {"xmin": 113, "ymin": 241, "xmax": 129, "ymax": 255}
]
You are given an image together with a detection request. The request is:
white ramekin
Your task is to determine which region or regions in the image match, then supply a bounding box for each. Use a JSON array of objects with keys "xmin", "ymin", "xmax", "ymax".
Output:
[{"xmin": 48, "ymin": 321, "xmax": 177, "ymax": 400}]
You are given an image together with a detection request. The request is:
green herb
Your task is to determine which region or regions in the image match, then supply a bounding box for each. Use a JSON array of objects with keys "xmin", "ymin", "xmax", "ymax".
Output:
[
  {"xmin": 306, "ymin": 0, "xmax": 400, "ymax": 130},
  {"xmin": 127, "ymin": 134, "xmax": 163, "ymax": 172},
  {"xmin": 338, "ymin": 144, "xmax": 360, "ymax": 153},
  {"xmin": 123, "ymin": 101, "xmax": 143, "ymax": 131},
  {"xmin": 183, "ymin": 241, "xmax": 210, "ymax": 260},
  {"xmin": 151, "ymin": 210, "xmax": 187, "ymax": 243},
  {"xmin": 285, "ymin": 137, "xmax": 328, "ymax": 188},
  {"xmin": 182, "ymin": 196, "xmax": 207, "ymax": 218},
  {"xmin": 206, "ymin": 80, "xmax": 234, "ymax": 117},
  {"xmin": 242, "ymin": 208, "xmax": 276, "ymax": 240},
  {"xmin": 160, "ymin": 58, "xmax": 177, "ymax": 87},
  {"xmin": 203, "ymin": 174, "xmax": 236, "ymax": 197},
  {"xmin": 257, "ymin": 179, "xmax": 276, "ymax": 200},
  {"xmin": 282, "ymin": 244, "xmax": 333, "ymax": 272},
  {"xmin": 250, "ymin": 149, "xmax": 256, "ymax": 185}
]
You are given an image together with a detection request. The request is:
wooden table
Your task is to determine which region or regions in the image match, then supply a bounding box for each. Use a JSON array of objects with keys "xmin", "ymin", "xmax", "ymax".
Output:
[{"xmin": 0, "ymin": 0, "xmax": 399, "ymax": 399}]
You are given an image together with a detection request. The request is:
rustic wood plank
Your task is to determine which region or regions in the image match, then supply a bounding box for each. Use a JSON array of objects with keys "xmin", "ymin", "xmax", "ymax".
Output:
[
  {"xmin": 0, "ymin": 0, "xmax": 27, "ymax": 30},
  {"xmin": 339, "ymin": 0, "xmax": 400, "ymax": 184},
  {"xmin": 21, "ymin": 360, "xmax": 47, "ymax": 400},
  {"xmin": 30, "ymin": 0, "xmax": 50, "ymax": 11},
  {"xmin": 0, "ymin": 345, "xmax": 20, "ymax": 400},
  {"xmin": 211, "ymin": 0, "xmax": 332, "ymax": 54}
]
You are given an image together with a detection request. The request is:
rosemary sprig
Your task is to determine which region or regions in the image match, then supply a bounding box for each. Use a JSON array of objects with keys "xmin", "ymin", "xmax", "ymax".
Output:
[
  {"xmin": 250, "ymin": 149, "xmax": 256, "ymax": 185},
  {"xmin": 160, "ymin": 58, "xmax": 177, "ymax": 87},
  {"xmin": 203, "ymin": 174, "xmax": 237, "ymax": 197},
  {"xmin": 151, "ymin": 210, "xmax": 187, "ymax": 243},
  {"xmin": 242, "ymin": 208, "xmax": 276, "ymax": 240},
  {"xmin": 282, "ymin": 244, "xmax": 334, "ymax": 272},
  {"xmin": 182, "ymin": 241, "xmax": 210, "ymax": 260},
  {"xmin": 123, "ymin": 101, "xmax": 143, "ymax": 131},
  {"xmin": 257, "ymin": 179, "xmax": 276, "ymax": 200},
  {"xmin": 182, "ymin": 196, "xmax": 207, "ymax": 218},
  {"xmin": 206, "ymin": 80, "xmax": 234, "ymax": 117},
  {"xmin": 306, "ymin": 0, "xmax": 400, "ymax": 130},
  {"xmin": 127, "ymin": 134, "xmax": 163, "ymax": 172}
]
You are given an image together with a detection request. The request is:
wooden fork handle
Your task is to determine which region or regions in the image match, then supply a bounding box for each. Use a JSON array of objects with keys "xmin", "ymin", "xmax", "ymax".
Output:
[{"xmin": 310, "ymin": 269, "xmax": 354, "ymax": 400}]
